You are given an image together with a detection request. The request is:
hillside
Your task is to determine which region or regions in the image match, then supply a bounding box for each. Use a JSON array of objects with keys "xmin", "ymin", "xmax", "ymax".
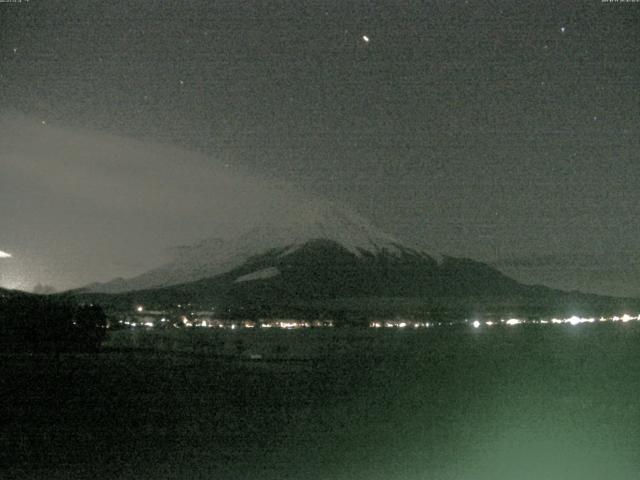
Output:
[{"xmin": 74, "ymin": 239, "xmax": 640, "ymax": 321}]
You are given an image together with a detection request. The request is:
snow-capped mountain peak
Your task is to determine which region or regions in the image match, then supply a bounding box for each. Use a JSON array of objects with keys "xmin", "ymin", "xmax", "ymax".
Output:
[
  {"xmin": 86, "ymin": 201, "xmax": 417, "ymax": 293},
  {"xmin": 230, "ymin": 201, "xmax": 406, "ymax": 258}
]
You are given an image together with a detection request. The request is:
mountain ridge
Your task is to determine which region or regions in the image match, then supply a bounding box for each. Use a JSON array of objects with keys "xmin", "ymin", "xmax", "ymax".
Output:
[
  {"xmin": 74, "ymin": 202, "xmax": 640, "ymax": 320},
  {"xmin": 85, "ymin": 201, "xmax": 431, "ymax": 294},
  {"xmin": 74, "ymin": 238, "xmax": 640, "ymax": 321}
]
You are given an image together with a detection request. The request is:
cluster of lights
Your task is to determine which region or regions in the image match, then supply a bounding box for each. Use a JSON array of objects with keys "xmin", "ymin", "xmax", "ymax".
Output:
[
  {"xmin": 471, "ymin": 314, "xmax": 640, "ymax": 328},
  {"xmin": 122, "ymin": 306, "xmax": 640, "ymax": 331},
  {"xmin": 121, "ymin": 310, "xmax": 334, "ymax": 330},
  {"xmin": 370, "ymin": 321, "xmax": 431, "ymax": 329},
  {"xmin": 270, "ymin": 321, "xmax": 307, "ymax": 329}
]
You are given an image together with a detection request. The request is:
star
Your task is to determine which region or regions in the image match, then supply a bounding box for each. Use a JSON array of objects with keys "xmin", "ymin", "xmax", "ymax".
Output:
[
  {"xmin": 362, "ymin": 35, "xmax": 370, "ymax": 43},
  {"xmin": 560, "ymin": 26, "xmax": 566, "ymax": 33},
  {"xmin": 13, "ymin": 47, "xmax": 17, "ymax": 54},
  {"xmin": 179, "ymin": 80, "xmax": 184, "ymax": 86},
  {"xmin": 41, "ymin": 120, "xmax": 47, "ymax": 125}
]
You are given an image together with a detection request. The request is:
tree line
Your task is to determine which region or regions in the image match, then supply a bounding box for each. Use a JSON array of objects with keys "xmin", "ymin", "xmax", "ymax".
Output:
[{"xmin": 0, "ymin": 294, "xmax": 107, "ymax": 352}]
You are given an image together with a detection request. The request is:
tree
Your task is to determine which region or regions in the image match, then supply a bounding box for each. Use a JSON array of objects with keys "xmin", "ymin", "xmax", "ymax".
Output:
[
  {"xmin": 73, "ymin": 304, "xmax": 107, "ymax": 351},
  {"xmin": 0, "ymin": 295, "xmax": 107, "ymax": 352}
]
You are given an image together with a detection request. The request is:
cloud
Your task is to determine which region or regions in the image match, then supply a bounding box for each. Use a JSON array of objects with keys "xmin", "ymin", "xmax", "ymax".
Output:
[
  {"xmin": 494, "ymin": 252, "xmax": 640, "ymax": 269},
  {"xmin": 0, "ymin": 113, "xmax": 310, "ymax": 288},
  {"xmin": 493, "ymin": 252, "xmax": 640, "ymax": 297},
  {"xmin": 1, "ymin": 113, "xmax": 303, "ymax": 231},
  {"xmin": 32, "ymin": 283, "xmax": 57, "ymax": 295}
]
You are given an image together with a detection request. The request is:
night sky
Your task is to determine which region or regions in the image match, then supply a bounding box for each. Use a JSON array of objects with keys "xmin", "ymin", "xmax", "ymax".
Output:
[{"xmin": 1, "ymin": 1, "xmax": 639, "ymax": 295}]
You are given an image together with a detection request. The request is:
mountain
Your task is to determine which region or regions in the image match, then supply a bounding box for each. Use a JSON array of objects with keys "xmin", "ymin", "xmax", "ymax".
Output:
[
  {"xmin": 76, "ymin": 210, "xmax": 640, "ymax": 321},
  {"xmin": 86, "ymin": 201, "xmax": 425, "ymax": 294},
  {"xmin": 0, "ymin": 287, "xmax": 33, "ymax": 299}
]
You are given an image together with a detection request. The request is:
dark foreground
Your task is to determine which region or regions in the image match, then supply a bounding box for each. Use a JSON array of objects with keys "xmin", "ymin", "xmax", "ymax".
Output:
[{"xmin": 2, "ymin": 324, "xmax": 640, "ymax": 480}]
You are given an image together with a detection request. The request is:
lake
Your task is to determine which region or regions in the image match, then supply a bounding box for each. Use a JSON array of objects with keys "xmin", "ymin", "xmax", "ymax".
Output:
[{"xmin": 2, "ymin": 323, "xmax": 639, "ymax": 479}]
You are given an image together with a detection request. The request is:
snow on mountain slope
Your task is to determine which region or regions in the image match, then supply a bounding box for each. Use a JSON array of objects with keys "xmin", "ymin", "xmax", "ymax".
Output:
[
  {"xmin": 234, "ymin": 267, "xmax": 280, "ymax": 283},
  {"xmin": 235, "ymin": 200, "xmax": 408, "ymax": 257},
  {"xmin": 87, "ymin": 200, "xmax": 425, "ymax": 293}
]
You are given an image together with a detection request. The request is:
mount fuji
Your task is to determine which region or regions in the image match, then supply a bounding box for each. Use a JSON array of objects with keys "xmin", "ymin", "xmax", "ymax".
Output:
[
  {"xmin": 86, "ymin": 201, "xmax": 428, "ymax": 294},
  {"xmin": 78, "ymin": 201, "xmax": 640, "ymax": 320}
]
